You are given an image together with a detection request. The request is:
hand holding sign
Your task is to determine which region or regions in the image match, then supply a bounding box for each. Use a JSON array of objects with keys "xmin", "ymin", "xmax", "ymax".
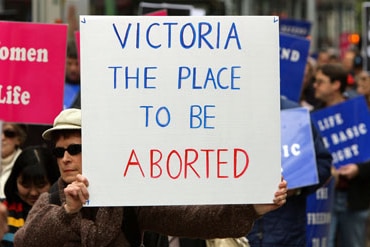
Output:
[
  {"xmin": 253, "ymin": 179, "xmax": 288, "ymax": 215},
  {"xmin": 337, "ymin": 163, "xmax": 359, "ymax": 179}
]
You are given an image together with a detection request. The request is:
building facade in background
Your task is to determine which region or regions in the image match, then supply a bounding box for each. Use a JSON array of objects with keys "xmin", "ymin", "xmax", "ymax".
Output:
[{"xmin": 0, "ymin": 0, "xmax": 361, "ymax": 55}]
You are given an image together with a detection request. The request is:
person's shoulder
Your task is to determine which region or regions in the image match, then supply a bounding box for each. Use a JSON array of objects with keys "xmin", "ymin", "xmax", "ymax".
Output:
[{"xmin": 280, "ymin": 96, "xmax": 300, "ymax": 110}]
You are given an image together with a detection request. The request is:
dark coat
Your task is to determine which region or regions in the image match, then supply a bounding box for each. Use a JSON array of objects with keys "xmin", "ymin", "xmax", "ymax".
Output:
[
  {"xmin": 346, "ymin": 160, "xmax": 370, "ymax": 210},
  {"xmin": 14, "ymin": 178, "xmax": 259, "ymax": 247},
  {"xmin": 247, "ymin": 97, "xmax": 333, "ymax": 247}
]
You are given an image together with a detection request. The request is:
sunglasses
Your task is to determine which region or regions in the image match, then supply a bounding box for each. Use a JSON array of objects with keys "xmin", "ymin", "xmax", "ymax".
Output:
[
  {"xmin": 53, "ymin": 144, "xmax": 82, "ymax": 158},
  {"xmin": 3, "ymin": 129, "xmax": 17, "ymax": 138}
]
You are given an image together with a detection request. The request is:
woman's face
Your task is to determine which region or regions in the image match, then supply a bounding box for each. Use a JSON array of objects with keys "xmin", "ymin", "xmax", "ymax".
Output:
[
  {"xmin": 16, "ymin": 176, "xmax": 51, "ymax": 206},
  {"xmin": 356, "ymin": 71, "xmax": 370, "ymax": 97},
  {"xmin": 1, "ymin": 124, "xmax": 21, "ymax": 159},
  {"xmin": 55, "ymin": 133, "xmax": 82, "ymax": 184}
]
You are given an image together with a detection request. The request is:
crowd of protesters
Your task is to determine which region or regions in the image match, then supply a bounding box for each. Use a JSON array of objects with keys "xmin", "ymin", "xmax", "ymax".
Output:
[{"xmin": 1, "ymin": 10, "xmax": 370, "ymax": 245}]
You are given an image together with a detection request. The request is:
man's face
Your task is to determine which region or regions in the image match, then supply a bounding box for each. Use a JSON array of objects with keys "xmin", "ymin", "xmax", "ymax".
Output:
[
  {"xmin": 55, "ymin": 133, "xmax": 82, "ymax": 184},
  {"xmin": 313, "ymin": 70, "xmax": 337, "ymax": 102},
  {"xmin": 65, "ymin": 57, "xmax": 80, "ymax": 83}
]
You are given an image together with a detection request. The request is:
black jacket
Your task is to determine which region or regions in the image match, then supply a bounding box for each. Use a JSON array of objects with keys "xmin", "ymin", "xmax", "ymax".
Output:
[{"xmin": 247, "ymin": 97, "xmax": 333, "ymax": 247}]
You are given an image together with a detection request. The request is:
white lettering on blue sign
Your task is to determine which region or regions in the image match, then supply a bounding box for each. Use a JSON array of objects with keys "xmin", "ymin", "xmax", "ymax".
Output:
[
  {"xmin": 316, "ymin": 113, "xmax": 344, "ymax": 131},
  {"xmin": 311, "ymin": 237, "xmax": 327, "ymax": 247},
  {"xmin": 307, "ymin": 213, "xmax": 331, "ymax": 225},
  {"xmin": 280, "ymin": 47, "xmax": 300, "ymax": 62},
  {"xmin": 315, "ymin": 187, "xmax": 328, "ymax": 200},
  {"xmin": 330, "ymin": 123, "xmax": 367, "ymax": 145},
  {"xmin": 282, "ymin": 143, "xmax": 301, "ymax": 158},
  {"xmin": 331, "ymin": 144, "xmax": 360, "ymax": 164}
]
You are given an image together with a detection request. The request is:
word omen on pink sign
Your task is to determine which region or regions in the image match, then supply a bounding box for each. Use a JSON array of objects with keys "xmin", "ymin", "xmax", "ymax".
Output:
[{"xmin": 0, "ymin": 21, "xmax": 67, "ymax": 124}]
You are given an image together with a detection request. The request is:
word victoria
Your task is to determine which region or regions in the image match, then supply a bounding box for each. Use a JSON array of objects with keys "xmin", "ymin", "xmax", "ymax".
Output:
[{"xmin": 112, "ymin": 21, "xmax": 242, "ymax": 50}]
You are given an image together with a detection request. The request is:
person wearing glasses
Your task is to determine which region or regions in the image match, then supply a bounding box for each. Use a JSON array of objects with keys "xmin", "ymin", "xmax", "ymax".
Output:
[
  {"xmin": 313, "ymin": 63, "xmax": 370, "ymax": 247},
  {"xmin": 1, "ymin": 123, "xmax": 27, "ymax": 200},
  {"xmin": 1, "ymin": 146, "xmax": 60, "ymax": 247},
  {"xmin": 14, "ymin": 108, "xmax": 288, "ymax": 247}
]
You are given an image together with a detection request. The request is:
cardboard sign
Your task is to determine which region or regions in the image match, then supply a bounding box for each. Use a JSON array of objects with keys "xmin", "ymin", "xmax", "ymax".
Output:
[
  {"xmin": 0, "ymin": 21, "xmax": 67, "ymax": 124},
  {"xmin": 281, "ymin": 107, "xmax": 318, "ymax": 189},
  {"xmin": 80, "ymin": 15, "xmax": 281, "ymax": 206},
  {"xmin": 311, "ymin": 96, "xmax": 370, "ymax": 168},
  {"xmin": 280, "ymin": 33, "xmax": 310, "ymax": 102}
]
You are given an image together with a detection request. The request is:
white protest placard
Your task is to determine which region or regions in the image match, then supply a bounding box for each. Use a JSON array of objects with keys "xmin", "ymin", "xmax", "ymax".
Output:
[{"xmin": 80, "ymin": 15, "xmax": 281, "ymax": 206}]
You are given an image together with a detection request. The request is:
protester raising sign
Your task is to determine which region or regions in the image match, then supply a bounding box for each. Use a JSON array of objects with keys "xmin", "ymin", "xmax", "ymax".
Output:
[
  {"xmin": 0, "ymin": 21, "xmax": 67, "ymax": 124},
  {"xmin": 80, "ymin": 15, "xmax": 281, "ymax": 206},
  {"xmin": 310, "ymin": 96, "xmax": 370, "ymax": 168}
]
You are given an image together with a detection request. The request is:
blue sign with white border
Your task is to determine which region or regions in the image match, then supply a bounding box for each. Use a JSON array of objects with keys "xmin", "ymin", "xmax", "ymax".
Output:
[
  {"xmin": 310, "ymin": 96, "xmax": 370, "ymax": 168},
  {"xmin": 306, "ymin": 178, "xmax": 335, "ymax": 247},
  {"xmin": 280, "ymin": 33, "xmax": 310, "ymax": 102},
  {"xmin": 280, "ymin": 18, "xmax": 312, "ymax": 37}
]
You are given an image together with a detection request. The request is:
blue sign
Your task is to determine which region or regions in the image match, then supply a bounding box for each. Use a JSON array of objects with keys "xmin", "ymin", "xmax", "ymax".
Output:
[
  {"xmin": 280, "ymin": 33, "xmax": 310, "ymax": 102},
  {"xmin": 281, "ymin": 107, "xmax": 318, "ymax": 189},
  {"xmin": 280, "ymin": 18, "xmax": 312, "ymax": 37},
  {"xmin": 306, "ymin": 177, "xmax": 335, "ymax": 247},
  {"xmin": 64, "ymin": 83, "xmax": 80, "ymax": 109},
  {"xmin": 310, "ymin": 96, "xmax": 370, "ymax": 168}
]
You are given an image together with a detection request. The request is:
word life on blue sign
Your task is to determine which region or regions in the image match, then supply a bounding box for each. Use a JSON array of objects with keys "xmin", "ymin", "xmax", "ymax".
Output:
[
  {"xmin": 280, "ymin": 33, "xmax": 310, "ymax": 102},
  {"xmin": 281, "ymin": 107, "xmax": 318, "ymax": 189},
  {"xmin": 306, "ymin": 177, "xmax": 335, "ymax": 247},
  {"xmin": 280, "ymin": 18, "xmax": 312, "ymax": 37},
  {"xmin": 311, "ymin": 96, "xmax": 370, "ymax": 168}
]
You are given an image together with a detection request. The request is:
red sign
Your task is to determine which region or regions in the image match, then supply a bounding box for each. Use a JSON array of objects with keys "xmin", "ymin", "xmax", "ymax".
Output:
[
  {"xmin": 144, "ymin": 9, "xmax": 168, "ymax": 16},
  {"xmin": 0, "ymin": 21, "xmax": 67, "ymax": 124}
]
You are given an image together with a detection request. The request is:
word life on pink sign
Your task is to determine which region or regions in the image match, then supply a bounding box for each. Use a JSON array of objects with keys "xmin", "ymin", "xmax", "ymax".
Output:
[{"xmin": 0, "ymin": 21, "xmax": 67, "ymax": 124}]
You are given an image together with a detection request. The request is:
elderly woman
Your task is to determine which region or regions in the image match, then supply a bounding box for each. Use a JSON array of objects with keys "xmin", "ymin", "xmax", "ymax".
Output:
[
  {"xmin": 1, "ymin": 123, "xmax": 27, "ymax": 199},
  {"xmin": 14, "ymin": 108, "xmax": 287, "ymax": 247}
]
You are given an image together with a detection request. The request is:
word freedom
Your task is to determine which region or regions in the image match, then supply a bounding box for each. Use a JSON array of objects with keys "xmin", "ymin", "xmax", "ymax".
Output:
[{"xmin": 0, "ymin": 44, "xmax": 48, "ymax": 62}]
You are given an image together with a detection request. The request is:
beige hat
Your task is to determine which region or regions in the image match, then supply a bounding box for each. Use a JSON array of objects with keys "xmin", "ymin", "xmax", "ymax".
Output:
[{"xmin": 42, "ymin": 108, "xmax": 81, "ymax": 140}]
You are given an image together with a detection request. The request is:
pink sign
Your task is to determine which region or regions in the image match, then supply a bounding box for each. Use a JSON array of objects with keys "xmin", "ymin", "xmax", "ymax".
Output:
[
  {"xmin": 144, "ymin": 9, "xmax": 168, "ymax": 16},
  {"xmin": 0, "ymin": 21, "xmax": 67, "ymax": 124}
]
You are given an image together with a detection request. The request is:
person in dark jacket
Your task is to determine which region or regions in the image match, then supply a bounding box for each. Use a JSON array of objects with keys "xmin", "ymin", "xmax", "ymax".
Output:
[
  {"xmin": 312, "ymin": 63, "xmax": 370, "ymax": 247},
  {"xmin": 246, "ymin": 97, "xmax": 333, "ymax": 247}
]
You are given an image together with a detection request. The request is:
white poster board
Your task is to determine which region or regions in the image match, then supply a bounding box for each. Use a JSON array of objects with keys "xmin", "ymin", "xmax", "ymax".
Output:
[{"xmin": 80, "ymin": 15, "xmax": 281, "ymax": 206}]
